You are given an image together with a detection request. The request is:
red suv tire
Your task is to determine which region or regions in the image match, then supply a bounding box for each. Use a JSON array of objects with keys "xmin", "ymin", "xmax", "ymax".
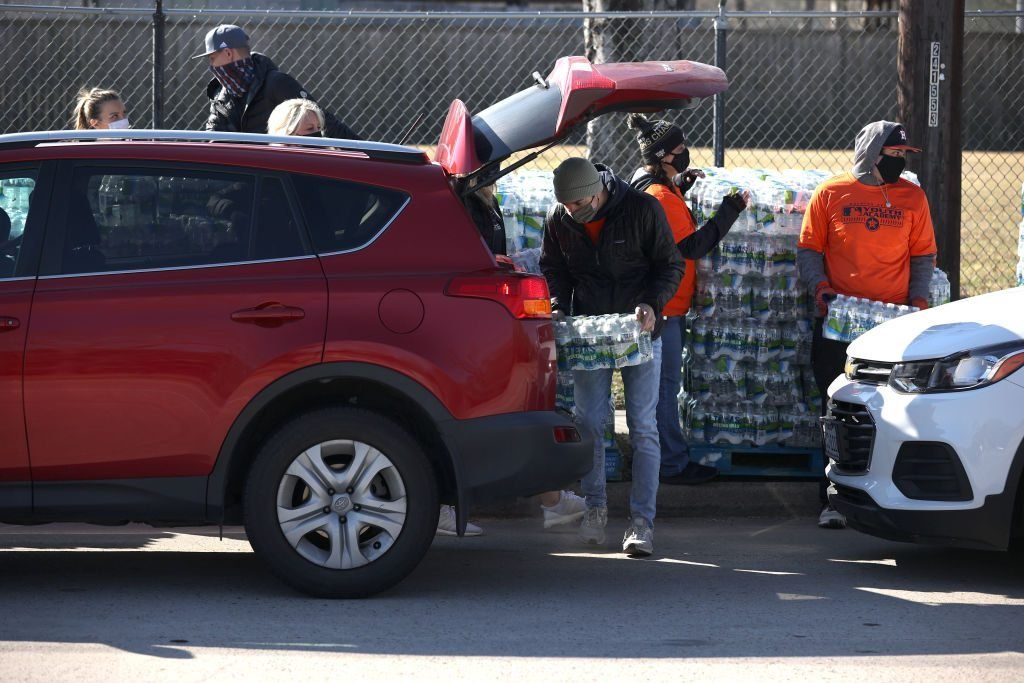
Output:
[{"xmin": 243, "ymin": 407, "xmax": 439, "ymax": 598}]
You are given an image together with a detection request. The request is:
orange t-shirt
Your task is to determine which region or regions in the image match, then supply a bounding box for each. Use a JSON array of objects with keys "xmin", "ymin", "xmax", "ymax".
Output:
[
  {"xmin": 584, "ymin": 217, "xmax": 606, "ymax": 244},
  {"xmin": 798, "ymin": 173, "xmax": 937, "ymax": 304},
  {"xmin": 645, "ymin": 183, "xmax": 696, "ymax": 317}
]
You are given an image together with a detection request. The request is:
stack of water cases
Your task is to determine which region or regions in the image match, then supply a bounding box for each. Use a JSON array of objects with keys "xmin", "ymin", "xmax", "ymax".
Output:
[{"xmin": 685, "ymin": 168, "xmax": 827, "ymax": 460}]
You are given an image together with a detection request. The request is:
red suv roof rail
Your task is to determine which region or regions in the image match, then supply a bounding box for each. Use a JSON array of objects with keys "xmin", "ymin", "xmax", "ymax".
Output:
[{"xmin": 0, "ymin": 130, "xmax": 429, "ymax": 165}]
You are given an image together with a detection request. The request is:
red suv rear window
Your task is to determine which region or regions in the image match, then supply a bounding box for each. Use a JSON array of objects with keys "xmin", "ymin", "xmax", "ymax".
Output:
[{"xmin": 290, "ymin": 174, "xmax": 409, "ymax": 255}]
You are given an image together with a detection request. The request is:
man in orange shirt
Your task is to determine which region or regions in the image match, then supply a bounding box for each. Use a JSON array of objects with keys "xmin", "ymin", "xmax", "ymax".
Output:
[
  {"xmin": 626, "ymin": 114, "xmax": 749, "ymax": 485},
  {"xmin": 798, "ymin": 120, "xmax": 937, "ymax": 529}
]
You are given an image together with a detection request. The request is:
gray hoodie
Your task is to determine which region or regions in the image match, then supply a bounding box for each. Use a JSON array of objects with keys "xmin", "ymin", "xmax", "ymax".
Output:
[
  {"xmin": 797, "ymin": 120, "xmax": 936, "ymax": 308},
  {"xmin": 851, "ymin": 120, "xmax": 904, "ymax": 186}
]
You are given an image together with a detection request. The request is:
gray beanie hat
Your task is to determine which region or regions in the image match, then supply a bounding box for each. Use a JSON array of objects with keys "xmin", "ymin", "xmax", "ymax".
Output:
[{"xmin": 552, "ymin": 157, "xmax": 602, "ymax": 203}]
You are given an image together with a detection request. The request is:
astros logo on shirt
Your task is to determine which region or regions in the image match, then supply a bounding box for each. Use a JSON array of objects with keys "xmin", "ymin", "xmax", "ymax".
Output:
[{"xmin": 842, "ymin": 204, "xmax": 904, "ymax": 231}]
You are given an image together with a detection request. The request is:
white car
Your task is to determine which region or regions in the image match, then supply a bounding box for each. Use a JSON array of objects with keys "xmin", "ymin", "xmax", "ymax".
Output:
[{"xmin": 824, "ymin": 286, "xmax": 1024, "ymax": 550}]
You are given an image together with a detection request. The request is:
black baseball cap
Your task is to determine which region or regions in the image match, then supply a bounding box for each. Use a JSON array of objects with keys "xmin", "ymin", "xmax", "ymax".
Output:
[
  {"xmin": 192, "ymin": 24, "xmax": 250, "ymax": 59},
  {"xmin": 882, "ymin": 124, "xmax": 921, "ymax": 152}
]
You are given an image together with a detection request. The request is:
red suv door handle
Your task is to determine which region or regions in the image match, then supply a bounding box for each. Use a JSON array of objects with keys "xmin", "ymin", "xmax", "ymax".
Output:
[
  {"xmin": 0, "ymin": 317, "xmax": 20, "ymax": 331},
  {"xmin": 231, "ymin": 303, "xmax": 305, "ymax": 326}
]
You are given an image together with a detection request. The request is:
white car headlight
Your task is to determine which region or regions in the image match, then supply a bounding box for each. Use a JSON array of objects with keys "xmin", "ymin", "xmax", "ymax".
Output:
[{"xmin": 889, "ymin": 342, "xmax": 1024, "ymax": 393}]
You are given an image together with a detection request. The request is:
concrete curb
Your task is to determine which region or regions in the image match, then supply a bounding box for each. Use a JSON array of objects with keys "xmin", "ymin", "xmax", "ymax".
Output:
[
  {"xmin": 473, "ymin": 411, "xmax": 822, "ymax": 520},
  {"xmin": 473, "ymin": 480, "xmax": 821, "ymax": 520}
]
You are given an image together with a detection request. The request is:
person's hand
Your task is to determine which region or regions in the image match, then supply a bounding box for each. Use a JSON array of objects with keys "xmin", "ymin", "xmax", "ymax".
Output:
[
  {"xmin": 551, "ymin": 309, "xmax": 566, "ymax": 322},
  {"xmin": 721, "ymin": 189, "xmax": 750, "ymax": 212},
  {"xmin": 910, "ymin": 297, "xmax": 929, "ymax": 311},
  {"xmin": 672, "ymin": 168, "xmax": 705, "ymax": 195},
  {"xmin": 635, "ymin": 304, "xmax": 656, "ymax": 333},
  {"xmin": 815, "ymin": 281, "xmax": 837, "ymax": 317}
]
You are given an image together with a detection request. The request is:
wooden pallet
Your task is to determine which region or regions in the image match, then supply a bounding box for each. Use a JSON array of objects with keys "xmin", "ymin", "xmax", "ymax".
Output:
[{"xmin": 690, "ymin": 443, "xmax": 824, "ymax": 479}]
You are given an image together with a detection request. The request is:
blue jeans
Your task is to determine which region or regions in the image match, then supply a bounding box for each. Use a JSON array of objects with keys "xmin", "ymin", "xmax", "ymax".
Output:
[
  {"xmin": 573, "ymin": 338, "xmax": 662, "ymax": 525},
  {"xmin": 656, "ymin": 316, "xmax": 691, "ymax": 476}
]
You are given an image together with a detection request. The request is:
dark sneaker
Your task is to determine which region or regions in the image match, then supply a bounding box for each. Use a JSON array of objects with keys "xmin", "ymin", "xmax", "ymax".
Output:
[
  {"xmin": 622, "ymin": 517, "xmax": 654, "ymax": 557},
  {"xmin": 660, "ymin": 461, "xmax": 719, "ymax": 485}
]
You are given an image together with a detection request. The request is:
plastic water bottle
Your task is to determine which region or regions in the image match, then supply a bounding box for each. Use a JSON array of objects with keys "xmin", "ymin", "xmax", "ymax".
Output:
[
  {"xmin": 691, "ymin": 319, "xmax": 708, "ymax": 358},
  {"xmin": 718, "ymin": 277, "xmax": 742, "ymax": 317},
  {"xmin": 846, "ymin": 298, "xmax": 866, "ymax": 341},
  {"xmin": 695, "ymin": 280, "xmax": 717, "ymax": 317},
  {"xmin": 778, "ymin": 409, "xmax": 795, "ymax": 444},
  {"xmin": 823, "ymin": 294, "xmax": 848, "ymax": 341},
  {"xmin": 749, "ymin": 233, "xmax": 767, "ymax": 276},
  {"xmin": 751, "ymin": 284, "xmax": 771, "ymax": 322},
  {"xmin": 689, "ymin": 404, "xmax": 706, "ymax": 443},
  {"xmin": 929, "ymin": 268, "xmax": 951, "ymax": 307}
]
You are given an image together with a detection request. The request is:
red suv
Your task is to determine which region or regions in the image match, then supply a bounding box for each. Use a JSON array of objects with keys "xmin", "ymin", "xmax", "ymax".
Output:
[{"xmin": 0, "ymin": 57, "xmax": 726, "ymax": 597}]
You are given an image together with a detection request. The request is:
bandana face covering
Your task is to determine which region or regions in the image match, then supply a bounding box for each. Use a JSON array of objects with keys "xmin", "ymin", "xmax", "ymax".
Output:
[{"xmin": 211, "ymin": 56, "xmax": 256, "ymax": 98}]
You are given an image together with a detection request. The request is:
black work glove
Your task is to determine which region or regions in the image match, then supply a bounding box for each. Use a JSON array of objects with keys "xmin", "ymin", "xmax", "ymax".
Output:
[
  {"xmin": 671, "ymin": 169, "xmax": 703, "ymax": 195},
  {"xmin": 721, "ymin": 191, "xmax": 748, "ymax": 212}
]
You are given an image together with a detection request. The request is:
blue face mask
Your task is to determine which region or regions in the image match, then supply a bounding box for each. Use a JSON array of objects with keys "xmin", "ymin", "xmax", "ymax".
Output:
[{"xmin": 211, "ymin": 56, "xmax": 256, "ymax": 97}]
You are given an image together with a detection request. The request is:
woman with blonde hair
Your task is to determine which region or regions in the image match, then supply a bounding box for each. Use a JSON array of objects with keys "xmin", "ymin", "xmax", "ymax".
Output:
[
  {"xmin": 71, "ymin": 88, "xmax": 130, "ymax": 130},
  {"xmin": 267, "ymin": 98, "xmax": 324, "ymax": 137}
]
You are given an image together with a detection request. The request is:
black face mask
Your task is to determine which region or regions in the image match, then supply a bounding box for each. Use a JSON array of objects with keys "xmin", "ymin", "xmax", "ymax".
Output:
[
  {"xmin": 668, "ymin": 149, "xmax": 690, "ymax": 174},
  {"xmin": 876, "ymin": 154, "xmax": 905, "ymax": 184},
  {"xmin": 300, "ymin": 130, "xmax": 324, "ymax": 138}
]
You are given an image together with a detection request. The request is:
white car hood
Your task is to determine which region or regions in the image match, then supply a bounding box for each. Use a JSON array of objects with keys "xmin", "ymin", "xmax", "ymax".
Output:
[{"xmin": 847, "ymin": 287, "xmax": 1024, "ymax": 362}]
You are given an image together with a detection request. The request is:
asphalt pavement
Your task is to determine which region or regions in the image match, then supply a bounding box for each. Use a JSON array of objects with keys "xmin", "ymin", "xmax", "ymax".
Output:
[{"xmin": 1, "ymin": 518, "xmax": 1022, "ymax": 681}]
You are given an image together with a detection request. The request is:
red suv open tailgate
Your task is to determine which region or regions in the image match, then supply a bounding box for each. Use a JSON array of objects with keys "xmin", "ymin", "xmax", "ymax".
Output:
[{"xmin": 435, "ymin": 55, "xmax": 728, "ymax": 177}]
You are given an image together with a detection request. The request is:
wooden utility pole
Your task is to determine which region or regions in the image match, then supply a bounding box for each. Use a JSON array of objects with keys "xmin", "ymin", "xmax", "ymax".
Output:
[
  {"xmin": 897, "ymin": 0, "xmax": 964, "ymax": 298},
  {"xmin": 583, "ymin": 0, "xmax": 681, "ymax": 175}
]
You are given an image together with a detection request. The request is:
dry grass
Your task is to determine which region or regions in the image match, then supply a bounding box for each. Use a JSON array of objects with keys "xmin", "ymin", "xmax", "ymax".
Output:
[{"xmin": 421, "ymin": 143, "xmax": 1023, "ymax": 296}]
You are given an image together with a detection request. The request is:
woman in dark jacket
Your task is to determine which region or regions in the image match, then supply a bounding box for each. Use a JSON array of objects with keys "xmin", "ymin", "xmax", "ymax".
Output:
[{"xmin": 463, "ymin": 183, "xmax": 507, "ymax": 256}]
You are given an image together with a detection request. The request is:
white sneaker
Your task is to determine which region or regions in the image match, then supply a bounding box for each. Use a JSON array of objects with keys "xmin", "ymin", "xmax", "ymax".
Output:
[
  {"xmin": 436, "ymin": 505, "xmax": 483, "ymax": 537},
  {"xmin": 579, "ymin": 506, "xmax": 608, "ymax": 546},
  {"xmin": 818, "ymin": 504, "xmax": 847, "ymax": 529},
  {"xmin": 541, "ymin": 490, "xmax": 587, "ymax": 529},
  {"xmin": 622, "ymin": 517, "xmax": 654, "ymax": 557}
]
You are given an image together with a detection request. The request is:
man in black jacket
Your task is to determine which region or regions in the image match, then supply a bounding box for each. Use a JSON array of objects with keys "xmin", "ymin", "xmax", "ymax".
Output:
[
  {"xmin": 540, "ymin": 157, "xmax": 684, "ymax": 557},
  {"xmin": 194, "ymin": 24, "xmax": 359, "ymax": 139}
]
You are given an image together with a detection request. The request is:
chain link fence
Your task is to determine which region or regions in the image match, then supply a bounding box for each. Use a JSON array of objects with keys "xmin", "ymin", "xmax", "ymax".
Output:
[{"xmin": 0, "ymin": 6, "xmax": 1020, "ymax": 295}]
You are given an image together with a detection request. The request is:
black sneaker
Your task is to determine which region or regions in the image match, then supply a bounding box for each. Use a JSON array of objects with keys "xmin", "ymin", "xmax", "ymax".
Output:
[{"xmin": 660, "ymin": 462, "xmax": 719, "ymax": 485}]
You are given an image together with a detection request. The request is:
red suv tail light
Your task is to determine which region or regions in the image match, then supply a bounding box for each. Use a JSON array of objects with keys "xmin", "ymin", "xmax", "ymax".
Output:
[
  {"xmin": 446, "ymin": 272, "xmax": 552, "ymax": 319},
  {"xmin": 553, "ymin": 426, "xmax": 582, "ymax": 443}
]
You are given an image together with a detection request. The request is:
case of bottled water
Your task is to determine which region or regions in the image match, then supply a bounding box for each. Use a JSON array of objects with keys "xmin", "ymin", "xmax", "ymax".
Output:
[
  {"xmin": 822, "ymin": 294, "xmax": 920, "ymax": 343},
  {"xmin": 496, "ymin": 171, "xmax": 554, "ymax": 252},
  {"xmin": 554, "ymin": 313, "xmax": 654, "ymax": 371}
]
